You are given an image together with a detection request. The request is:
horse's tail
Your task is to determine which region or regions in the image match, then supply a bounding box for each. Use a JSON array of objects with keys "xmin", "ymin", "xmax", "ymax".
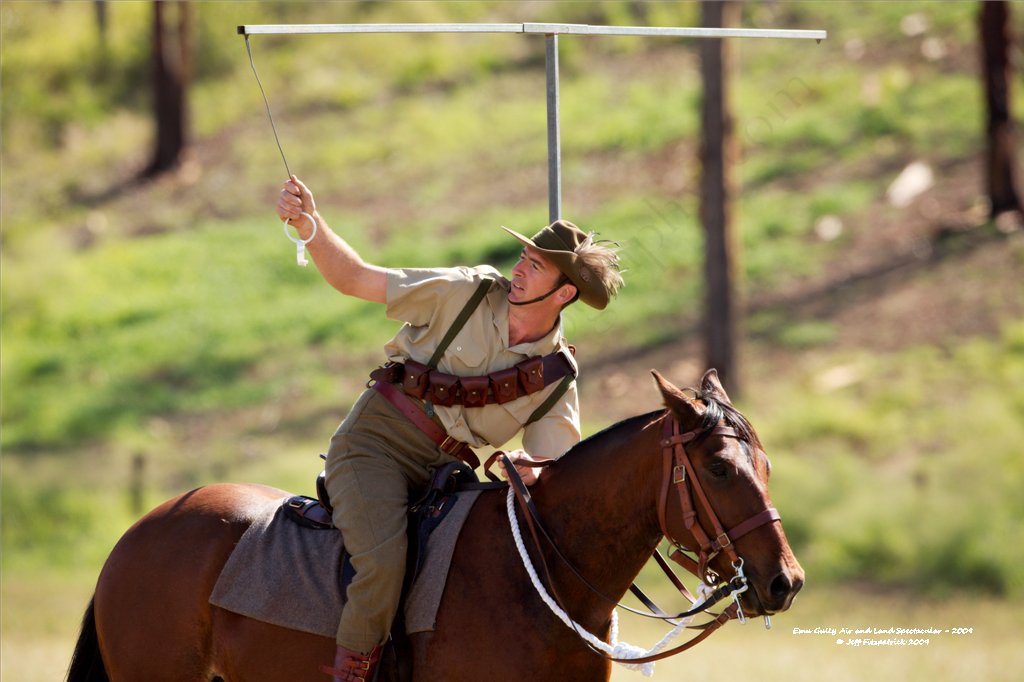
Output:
[{"xmin": 66, "ymin": 597, "xmax": 109, "ymax": 682}]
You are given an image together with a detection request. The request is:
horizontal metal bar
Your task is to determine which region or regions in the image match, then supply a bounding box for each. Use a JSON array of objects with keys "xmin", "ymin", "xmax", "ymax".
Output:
[
  {"xmin": 237, "ymin": 23, "xmax": 524, "ymax": 35},
  {"xmin": 237, "ymin": 22, "xmax": 826, "ymax": 41},
  {"xmin": 522, "ymin": 23, "xmax": 826, "ymax": 40}
]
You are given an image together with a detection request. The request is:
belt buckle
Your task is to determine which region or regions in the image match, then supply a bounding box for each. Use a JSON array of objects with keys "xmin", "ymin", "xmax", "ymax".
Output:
[{"xmin": 439, "ymin": 435, "xmax": 460, "ymax": 454}]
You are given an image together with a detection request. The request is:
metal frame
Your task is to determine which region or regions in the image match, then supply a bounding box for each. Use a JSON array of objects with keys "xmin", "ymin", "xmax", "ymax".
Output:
[
  {"xmin": 238, "ymin": 22, "xmax": 826, "ymax": 221},
  {"xmin": 237, "ymin": 23, "xmax": 825, "ymax": 39}
]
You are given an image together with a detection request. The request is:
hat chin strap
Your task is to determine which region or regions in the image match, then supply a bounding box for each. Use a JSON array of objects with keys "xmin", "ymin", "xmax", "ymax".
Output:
[{"xmin": 508, "ymin": 279, "xmax": 568, "ymax": 307}]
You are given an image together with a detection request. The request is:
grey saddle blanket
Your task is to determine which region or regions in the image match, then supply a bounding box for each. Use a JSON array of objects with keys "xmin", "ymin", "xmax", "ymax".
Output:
[{"xmin": 209, "ymin": 490, "xmax": 482, "ymax": 637}]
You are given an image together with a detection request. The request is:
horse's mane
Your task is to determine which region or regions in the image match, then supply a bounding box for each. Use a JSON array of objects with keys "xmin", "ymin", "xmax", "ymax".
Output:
[
  {"xmin": 694, "ymin": 387, "xmax": 763, "ymax": 452},
  {"xmin": 554, "ymin": 384, "xmax": 762, "ymax": 465}
]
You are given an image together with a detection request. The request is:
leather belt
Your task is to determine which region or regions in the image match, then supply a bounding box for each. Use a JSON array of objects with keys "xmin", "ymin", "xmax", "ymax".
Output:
[{"xmin": 370, "ymin": 380, "xmax": 480, "ymax": 469}]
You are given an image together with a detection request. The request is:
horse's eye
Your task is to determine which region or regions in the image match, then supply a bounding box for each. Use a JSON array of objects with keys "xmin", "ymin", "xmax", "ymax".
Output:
[{"xmin": 708, "ymin": 461, "xmax": 729, "ymax": 480}]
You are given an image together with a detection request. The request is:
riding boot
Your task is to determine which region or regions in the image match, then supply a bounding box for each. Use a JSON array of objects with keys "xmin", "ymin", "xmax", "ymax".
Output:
[{"xmin": 320, "ymin": 644, "xmax": 382, "ymax": 682}]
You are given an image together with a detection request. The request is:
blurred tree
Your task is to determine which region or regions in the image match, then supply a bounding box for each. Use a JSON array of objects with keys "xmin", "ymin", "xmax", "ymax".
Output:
[
  {"xmin": 699, "ymin": 0, "xmax": 741, "ymax": 396},
  {"xmin": 93, "ymin": 0, "xmax": 110, "ymax": 77},
  {"xmin": 979, "ymin": 1, "xmax": 1021, "ymax": 217},
  {"xmin": 94, "ymin": 0, "xmax": 108, "ymax": 46},
  {"xmin": 144, "ymin": 0, "xmax": 193, "ymax": 177}
]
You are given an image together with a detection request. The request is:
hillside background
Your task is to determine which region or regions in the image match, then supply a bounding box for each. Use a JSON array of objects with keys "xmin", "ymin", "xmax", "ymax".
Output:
[{"xmin": 2, "ymin": 2, "xmax": 1023, "ymax": 681}]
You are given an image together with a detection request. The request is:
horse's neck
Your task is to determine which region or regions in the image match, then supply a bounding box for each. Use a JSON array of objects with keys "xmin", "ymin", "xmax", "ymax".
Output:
[{"xmin": 527, "ymin": 412, "xmax": 667, "ymax": 626}]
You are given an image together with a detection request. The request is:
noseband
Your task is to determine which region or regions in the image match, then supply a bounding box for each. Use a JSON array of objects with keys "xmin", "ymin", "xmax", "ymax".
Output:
[{"xmin": 658, "ymin": 415, "xmax": 781, "ymax": 621}]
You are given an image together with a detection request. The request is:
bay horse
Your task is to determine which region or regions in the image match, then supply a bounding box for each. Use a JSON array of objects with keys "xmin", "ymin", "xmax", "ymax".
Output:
[{"xmin": 67, "ymin": 369, "xmax": 803, "ymax": 681}]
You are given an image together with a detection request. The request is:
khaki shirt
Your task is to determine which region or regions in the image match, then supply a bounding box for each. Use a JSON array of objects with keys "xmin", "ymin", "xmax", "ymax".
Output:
[{"xmin": 383, "ymin": 265, "xmax": 580, "ymax": 459}]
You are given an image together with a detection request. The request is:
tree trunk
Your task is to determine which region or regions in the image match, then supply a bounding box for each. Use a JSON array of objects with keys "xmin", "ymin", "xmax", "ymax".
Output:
[
  {"xmin": 93, "ymin": 0, "xmax": 110, "ymax": 77},
  {"xmin": 144, "ymin": 0, "xmax": 193, "ymax": 177},
  {"xmin": 979, "ymin": 1, "xmax": 1021, "ymax": 217},
  {"xmin": 699, "ymin": 0, "xmax": 741, "ymax": 396},
  {"xmin": 94, "ymin": 0, "xmax": 108, "ymax": 46}
]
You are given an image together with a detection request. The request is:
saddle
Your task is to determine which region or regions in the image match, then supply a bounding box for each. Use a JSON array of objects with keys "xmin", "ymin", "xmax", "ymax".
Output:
[
  {"xmin": 283, "ymin": 460, "xmax": 502, "ymax": 682},
  {"xmin": 285, "ymin": 461, "xmax": 487, "ymax": 581}
]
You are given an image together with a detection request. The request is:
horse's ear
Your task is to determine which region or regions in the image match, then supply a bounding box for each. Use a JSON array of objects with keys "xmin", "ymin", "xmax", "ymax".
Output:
[
  {"xmin": 701, "ymin": 368, "xmax": 732, "ymax": 405},
  {"xmin": 651, "ymin": 370, "xmax": 702, "ymax": 427}
]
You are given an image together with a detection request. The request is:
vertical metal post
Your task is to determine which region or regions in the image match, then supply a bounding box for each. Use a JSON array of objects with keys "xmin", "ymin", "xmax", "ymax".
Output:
[{"xmin": 545, "ymin": 33, "xmax": 562, "ymax": 222}]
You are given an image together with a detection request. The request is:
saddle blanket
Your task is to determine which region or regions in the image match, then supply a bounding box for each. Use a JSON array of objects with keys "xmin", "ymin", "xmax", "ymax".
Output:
[{"xmin": 209, "ymin": 490, "xmax": 482, "ymax": 638}]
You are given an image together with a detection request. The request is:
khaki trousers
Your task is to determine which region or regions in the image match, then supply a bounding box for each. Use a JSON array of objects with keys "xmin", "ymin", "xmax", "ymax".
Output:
[{"xmin": 324, "ymin": 388, "xmax": 458, "ymax": 653}]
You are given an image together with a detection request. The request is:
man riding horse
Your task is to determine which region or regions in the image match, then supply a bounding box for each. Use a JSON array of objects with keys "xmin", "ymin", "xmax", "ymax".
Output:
[{"xmin": 276, "ymin": 176, "xmax": 624, "ymax": 682}]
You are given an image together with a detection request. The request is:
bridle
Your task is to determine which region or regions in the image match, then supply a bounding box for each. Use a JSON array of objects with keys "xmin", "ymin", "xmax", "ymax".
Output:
[
  {"xmin": 491, "ymin": 408, "xmax": 783, "ymax": 664},
  {"xmin": 657, "ymin": 416, "xmax": 781, "ymax": 624}
]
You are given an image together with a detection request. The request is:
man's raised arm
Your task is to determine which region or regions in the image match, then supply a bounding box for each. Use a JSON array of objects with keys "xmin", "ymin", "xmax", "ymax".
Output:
[{"xmin": 277, "ymin": 175, "xmax": 388, "ymax": 304}]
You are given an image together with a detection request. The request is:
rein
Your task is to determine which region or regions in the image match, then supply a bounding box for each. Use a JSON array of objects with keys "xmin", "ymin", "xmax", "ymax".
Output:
[{"xmin": 490, "ymin": 409, "xmax": 782, "ymax": 666}]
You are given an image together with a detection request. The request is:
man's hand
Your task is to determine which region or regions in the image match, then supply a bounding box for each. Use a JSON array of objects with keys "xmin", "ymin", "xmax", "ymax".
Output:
[
  {"xmin": 499, "ymin": 449, "xmax": 550, "ymax": 486},
  {"xmin": 277, "ymin": 175, "xmax": 318, "ymax": 237}
]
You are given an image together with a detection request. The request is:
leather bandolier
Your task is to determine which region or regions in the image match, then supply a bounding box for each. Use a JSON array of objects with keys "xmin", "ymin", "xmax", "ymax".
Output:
[
  {"xmin": 368, "ymin": 277, "xmax": 577, "ymax": 469},
  {"xmin": 369, "ymin": 350, "xmax": 575, "ymax": 410}
]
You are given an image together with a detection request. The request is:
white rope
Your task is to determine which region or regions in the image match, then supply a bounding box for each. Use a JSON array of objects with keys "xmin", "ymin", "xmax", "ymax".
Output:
[
  {"xmin": 283, "ymin": 211, "xmax": 317, "ymax": 266},
  {"xmin": 505, "ymin": 487, "xmax": 704, "ymax": 677}
]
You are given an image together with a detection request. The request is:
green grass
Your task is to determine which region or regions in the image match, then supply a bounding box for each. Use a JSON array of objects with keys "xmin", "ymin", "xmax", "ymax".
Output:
[
  {"xmin": 751, "ymin": 322, "xmax": 1024, "ymax": 598},
  {"xmin": 2, "ymin": 218, "xmax": 370, "ymax": 449}
]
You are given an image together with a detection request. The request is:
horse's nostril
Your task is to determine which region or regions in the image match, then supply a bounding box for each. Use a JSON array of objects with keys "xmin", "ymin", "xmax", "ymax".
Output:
[{"xmin": 770, "ymin": 572, "xmax": 793, "ymax": 601}]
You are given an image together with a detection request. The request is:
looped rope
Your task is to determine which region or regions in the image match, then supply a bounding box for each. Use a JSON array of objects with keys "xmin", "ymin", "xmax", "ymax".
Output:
[
  {"xmin": 505, "ymin": 487, "xmax": 704, "ymax": 677},
  {"xmin": 283, "ymin": 212, "xmax": 317, "ymax": 266}
]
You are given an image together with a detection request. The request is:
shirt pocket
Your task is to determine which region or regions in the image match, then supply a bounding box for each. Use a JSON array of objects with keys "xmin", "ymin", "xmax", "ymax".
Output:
[{"xmin": 444, "ymin": 328, "xmax": 488, "ymax": 373}]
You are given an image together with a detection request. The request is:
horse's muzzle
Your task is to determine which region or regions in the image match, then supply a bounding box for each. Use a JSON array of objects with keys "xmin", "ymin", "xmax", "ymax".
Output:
[{"xmin": 747, "ymin": 566, "xmax": 804, "ymax": 616}]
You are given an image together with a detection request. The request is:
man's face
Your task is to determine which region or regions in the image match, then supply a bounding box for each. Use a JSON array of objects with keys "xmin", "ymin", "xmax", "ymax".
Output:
[{"xmin": 508, "ymin": 246, "xmax": 565, "ymax": 305}]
